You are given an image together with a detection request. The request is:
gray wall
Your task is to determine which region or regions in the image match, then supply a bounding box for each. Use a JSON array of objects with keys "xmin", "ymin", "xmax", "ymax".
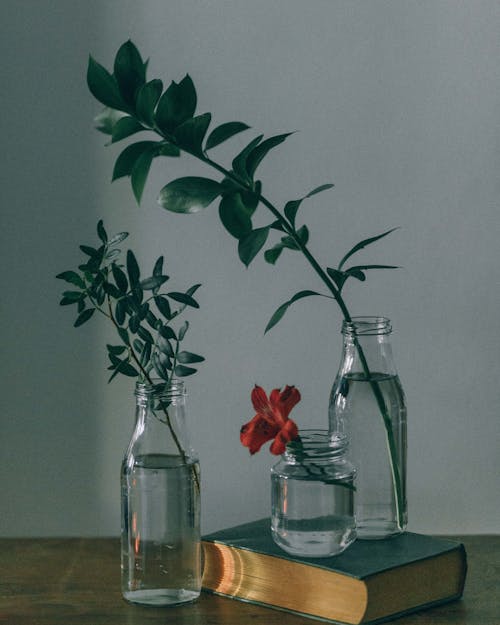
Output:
[{"xmin": 1, "ymin": 0, "xmax": 499, "ymax": 536}]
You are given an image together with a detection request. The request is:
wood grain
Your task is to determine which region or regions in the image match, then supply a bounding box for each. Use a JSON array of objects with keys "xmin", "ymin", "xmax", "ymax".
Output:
[{"xmin": 0, "ymin": 536, "xmax": 498, "ymax": 624}]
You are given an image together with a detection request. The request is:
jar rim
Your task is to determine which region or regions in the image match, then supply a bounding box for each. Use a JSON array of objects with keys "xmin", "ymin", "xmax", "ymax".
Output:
[
  {"xmin": 285, "ymin": 430, "xmax": 348, "ymax": 460},
  {"xmin": 342, "ymin": 316, "xmax": 392, "ymax": 336}
]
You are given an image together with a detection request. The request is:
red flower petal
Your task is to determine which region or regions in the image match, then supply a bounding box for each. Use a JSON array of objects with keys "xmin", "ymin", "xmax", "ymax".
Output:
[
  {"xmin": 240, "ymin": 414, "xmax": 279, "ymax": 455},
  {"xmin": 269, "ymin": 419, "xmax": 299, "ymax": 455}
]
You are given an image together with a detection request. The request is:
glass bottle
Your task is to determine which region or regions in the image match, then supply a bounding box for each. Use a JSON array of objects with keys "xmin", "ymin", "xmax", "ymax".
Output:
[
  {"xmin": 121, "ymin": 380, "xmax": 201, "ymax": 606},
  {"xmin": 271, "ymin": 430, "xmax": 356, "ymax": 557},
  {"xmin": 329, "ymin": 317, "xmax": 407, "ymax": 539}
]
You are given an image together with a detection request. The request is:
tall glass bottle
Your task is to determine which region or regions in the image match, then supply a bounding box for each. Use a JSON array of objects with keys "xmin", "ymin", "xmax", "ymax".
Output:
[
  {"xmin": 121, "ymin": 380, "xmax": 201, "ymax": 606},
  {"xmin": 329, "ymin": 317, "xmax": 407, "ymax": 539}
]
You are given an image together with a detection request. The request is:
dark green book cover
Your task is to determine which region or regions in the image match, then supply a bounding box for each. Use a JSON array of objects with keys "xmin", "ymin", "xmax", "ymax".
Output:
[{"xmin": 202, "ymin": 518, "xmax": 467, "ymax": 624}]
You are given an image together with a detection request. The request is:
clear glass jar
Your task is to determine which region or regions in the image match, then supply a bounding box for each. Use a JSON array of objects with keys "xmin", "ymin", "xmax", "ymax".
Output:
[
  {"xmin": 271, "ymin": 430, "xmax": 356, "ymax": 558},
  {"xmin": 121, "ymin": 380, "xmax": 201, "ymax": 606},
  {"xmin": 329, "ymin": 317, "xmax": 407, "ymax": 539}
]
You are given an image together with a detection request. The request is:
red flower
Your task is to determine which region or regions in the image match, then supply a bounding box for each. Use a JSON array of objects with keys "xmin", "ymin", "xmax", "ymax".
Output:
[{"xmin": 240, "ymin": 385, "xmax": 301, "ymax": 455}]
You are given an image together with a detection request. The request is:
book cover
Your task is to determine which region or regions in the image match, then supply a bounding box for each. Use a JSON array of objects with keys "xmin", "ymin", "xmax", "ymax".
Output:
[{"xmin": 201, "ymin": 518, "xmax": 467, "ymax": 625}]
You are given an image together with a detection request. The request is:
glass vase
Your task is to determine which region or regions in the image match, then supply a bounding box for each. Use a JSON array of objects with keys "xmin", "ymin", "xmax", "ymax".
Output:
[
  {"xmin": 121, "ymin": 380, "xmax": 201, "ymax": 606},
  {"xmin": 329, "ymin": 317, "xmax": 407, "ymax": 539},
  {"xmin": 271, "ymin": 430, "xmax": 356, "ymax": 557}
]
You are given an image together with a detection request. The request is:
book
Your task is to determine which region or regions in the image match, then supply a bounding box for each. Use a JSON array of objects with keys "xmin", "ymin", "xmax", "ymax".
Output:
[{"xmin": 201, "ymin": 518, "xmax": 467, "ymax": 625}]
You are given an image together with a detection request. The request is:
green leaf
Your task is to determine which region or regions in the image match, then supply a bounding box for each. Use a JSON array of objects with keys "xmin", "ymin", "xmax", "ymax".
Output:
[
  {"xmin": 131, "ymin": 146, "xmax": 155, "ymax": 204},
  {"xmin": 108, "ymin": 231, "xmax": 129, "ymax": 246},
  {"xmin": 174, "ymin": 364, "xmax": 197, "ymax": 377},
  {"xmin": 152, "ymin": 352, "xmax": 170, "ymax": 380},
  {"xmin": 112, "ymin": 264, "xmax": 128, "ymax": 293},
  {"xmin": 346, "ymin": 264, "xmax": 399, "ymax": 272},
  {"xmin": 87, "ymin": 55, "xmax": 127, "ymax": 111},
  {"xmin": 94, "ymin": 107, "xmax": 126, "ymax": 135},
  {"xmin": 238, "ymin": 227, "xmax": 269, "ymax": 267},
  {"xmin": 158, "ymin": 177, "xmax": 221, "ymax": 213},
  {"xmin": 174, "ymin": 113, "xmax": 211, "ymax": 156},
  {"xmin": 112, "ymin": 141, "xmax": 159, "ymax": 181},
  {"xmin": 338, "ymin": 228, "xmax": 399, "ymax": 270},
  {"xmin": 153, "ymin": 256, "xmax": 164, "ymax": 277},
  {"xmin": 96, "ymin": 220, "xmax": 108, "ymax": 243},
  {"xmin": 326, "ymin": 267, "xmax": 347, "ymax": 291},
  {"xmin": 205, "ymin": 121, "xmax": 250, "ymax": 150},
  {"xmin": 74, "ymin": 308, "xmax": 95, "ymax": 327},
  {"xmin": 140, "ymin": 275, "xmax": 168, "ymax": 290},
  {"xmin": 115, "ymin": 360, "xmax": 139, "ymax": 378},
  {"xmin": 56, "ymin": 271, "xmax": 86, "ymax": 289},
  {"xmin": 139, "ymin": 341, "xmax": 152, "ymax": 367},
  {"xmin": 155, "ymin": 296, "xmax": 172, "ymax": 319},
  {"xmin": 137, "ymin": 325, "xmax": 154, "ymax": 344},
  {"xmin": 284, "ymin": 199, "xmax": 302, "ymax": 226},
  {"xmin": 305, "ymin": 183, "xmax": 334, "ymax": 198},
  {"xmin": 178, "ymin": 320, "xmax": 189, "ymax": 341},
  {"xmin": 159, "ymin": 324, "xmax": 176, "ymax": 340},
  {"xmin": 136, "ymin": 79, "xmax": 163, "ymax": 126},
  {"xmin": 158, "ymin": 142, "xmax": 181, "ymax": 157},
  {"xmin": 107, "ymin": 344, "xmax": 127, "ymax": 356},
  {"xmin": 129, "ymin": 315, "xmax": 140, "ymax": 333},
  {"xmin": 246, "ymin": 133, "xmax": 293, "ymax": 180},
  {"xmin": 113, "ymin": 40, "xmax": 146, "ymax": 106},
  {"xmin": 126, "ymin": 250, "xmax": 140, "ymax": 286},
  {"xmin": 155, "ymin": 74, "xmax": 197, "ymax": 133},
  {"xmin": 62, "ymin": 290, "xmax": 84, "ymax": 302},
  {"xmin": 263, "ymin": 227, "xmax": 307, "ymax": 265},
  {"xmin": 111, "ymin": 116, "xmax": 145, "ymax": 143},
  {"xmin": 232, "ymin": 135, "xmax": 263, "ymax": 183},
  {"xmin": 177, "ymin": 351, "xmax": 204, "ymax": 364},
  {"xmin": 167, "ymin": 291, "xmax": 199, "ymax": 308},
  {"xmin": 115, "ymin": 298, "xmax": 127, "ymax": 325},
  {"xmin": 158, "ymin": 335, "xmax": 175, "ymax": 357},
  {"xmin": 265, "ymin": 290, "xmax": 323, "ymax": 333},
  {"xmin": 218, "ymin": 193, "xmax": 253, "ymax": 239}
]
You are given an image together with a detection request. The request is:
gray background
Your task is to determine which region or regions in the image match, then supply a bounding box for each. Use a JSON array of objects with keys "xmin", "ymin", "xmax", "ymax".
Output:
[{"xmin": 1, "ymin": 0, "xmax": 499, "ymax": 536}]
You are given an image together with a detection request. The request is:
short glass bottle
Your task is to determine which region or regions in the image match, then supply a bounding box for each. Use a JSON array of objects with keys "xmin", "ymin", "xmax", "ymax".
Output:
[
  {"xmin": 121, "ymin": 380, "xmax": 201, "ymax": 606},
  {"xmin": 271, "ymin": 430, "xmax": 356, "ymax": 558},
  {"xmin": 329, "ymin": 317, "xmax": 407, "ymax": 539}
]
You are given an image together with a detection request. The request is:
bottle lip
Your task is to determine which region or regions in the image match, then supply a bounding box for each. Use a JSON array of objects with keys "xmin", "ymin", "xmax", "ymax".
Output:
[
  {"xmin": 342, "ymin": 316, "xmax": 392, "ymax": 336},
  {"xmin": 134, "ymin": 378, "xmax": 186, "ymax": 398}
]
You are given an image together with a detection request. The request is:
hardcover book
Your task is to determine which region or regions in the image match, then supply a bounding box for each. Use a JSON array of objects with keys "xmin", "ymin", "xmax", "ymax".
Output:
[{"xmin": 201, "ymin": 518, "xmax": 467, "ymax": 625}]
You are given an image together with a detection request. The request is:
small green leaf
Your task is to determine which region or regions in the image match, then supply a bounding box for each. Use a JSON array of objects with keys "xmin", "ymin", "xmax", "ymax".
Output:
[
  {"xmin": 167, "ymin": 291, "xmax": 199, "ymax": 308},
  {"xmin": 326, "ymin": 267, "xmax": 347, "ymax": 291},
  {"xmin": 205, "ymin": 121, "xmax": 250, "ymax": 150},
  {"xmin": 178, "ymin": 320, "xmax": 189, "ymax": 341},
  {"xmin": 305, "ymin": 183, "xmax": 334, "ymax": 198},
  {"xmin": 126, "ymin": 250, "xmax": 140, "ymax": 286},
  {"xmin": 153, "ymin": 256, "xmax": 164, "ymax": 277},
  {"xmin": 137, "ymin": 325, "xmax": 154, "ymax": 344},
  {"xmin": 158, "ymin": 335, "xmax": 175, "ymax": 357},
  {"xmin": 139, "ymin": 341, "xmax": 152, "ymax": 367},
  {"xmin": 177, "ymin": 351, "xmax": 205, "ymax": 364},
  {"xmin": 112, "ymin": 264, "xmax": 128, "ymax": 293},
  {"xmin": 56, "ymin": 271, "xmax": 86, "ymax": 289},
  {"xmin": 115, "ymin": 299, "xmax": 127, "ymax": 325},
  {"xmin": 265, "ymin": 290, "xmax": 323, "ymax": 334},
  {"xmin": 232, "ymin": 135, "xmax": 263, "ymax": 183},
  {"xmin": 158, "ymin": 142, "xmax": 181, "ymax": 157},
  {"xmin": 108, "ymin": 231, "xmax": 129, "ymax": 245},
  {"xmin": 87, "ymin": 55, "xmax": 127, "ymax": 111},
  {"xmin": 218, "ymin": 193, "xmax": 253, "ymax": 239},
  {"xmin": 115, "ymin": 360, "xmax": 139, "ymax": 377},
  {"xmin": 129, "ymin": 315, "xmax": 140, "ymax": 333},
  {"xmin": 159, "ymin": 324, "xmax": 176, "ymax": 340},
  {"xmin": 152, "ymin": 352, "xmax": 170, "ymax": 379},
  {"xmin": 111, "ymin": 116, "xmax": 145, "ymax": 143},
  {"xmin": 174, "ymin": 364, "xmax": 197, "ymax": 377},
  {"xmin": 136, "ymin": 79, "xmax": 163, "ymax": 126},
  {"xmin": 62, "ymin": 290, "xmax": 84, "ymax": 302},
  {"xmin": 117, "ymin": 326, "xmax": 130, "ymax": 346},
  {"xmin": 94, "ymin": 107, "xmax": 125, "ymax": 135},
  {"xmin": 112, "ymin": 141, "xmax": 159, "ymax": 181},
  {"xmin": 158, "ymin": 177, "xmax": 221, "ymax": 213},
  {"xmin": 107, "ymin": 344, "xmax": 127, "ymax": 355},
  {"xmin": 284, "ymin": 199, "xmax": 302, "ymax": 226},
  {"xmin": 338, "ymin": 228, "xmax": 399, "ymax": 270},
  {"xmin": 131, "ymin": 147, "xmax": 155, "ymax": 204},
  {"xmin": 97, "ymin": 220, "xmax": 108, "ymax": 243},
  {"xmin": 113, "ymin": 40, "xmax": 147, "ymax": 106},
  {"xmin": 140, "ymin": 275, "xmax": 168, "ymax": 290},
  {"xmin": 155, "ymin": 74, "xmax": 197, "ymax": 133},
  {"xmin": 74, "ymin": 308, "xmax": 95, "ymax": 327},
  {"xmin": 246, "ymin": 133, "xmax": 293, "ymax": 180},
  {"xmin": 155, "ymin": 296, "xmax": 172, "ymax": 319},
  {"xmin": 238, "ymin": 227, "xmax": 269, "ymax": 267},
  {"xmin": 174, "ymin": 113, "xmax": 211, "ymax": 156}
]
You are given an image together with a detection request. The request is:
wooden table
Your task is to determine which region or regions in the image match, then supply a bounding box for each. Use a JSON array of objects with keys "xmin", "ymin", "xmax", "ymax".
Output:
[{"xmin": 0, "ymin": 536, "xmax": 498, "ymax": 624}]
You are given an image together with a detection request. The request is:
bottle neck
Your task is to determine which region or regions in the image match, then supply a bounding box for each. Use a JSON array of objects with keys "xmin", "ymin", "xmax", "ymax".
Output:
[
  {"xmin": 283, "ymin": 430, "xmax": 348, "ymax": 465},
  {"xmin": 128, "ymin": 379, "xmax": 195, "ymax": 464},
  {"xmin": 339, "ymin": 316, "xmax": 397, "ymax": 378}
]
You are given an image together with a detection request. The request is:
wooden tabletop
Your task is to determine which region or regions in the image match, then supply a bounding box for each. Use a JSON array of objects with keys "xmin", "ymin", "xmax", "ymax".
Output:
[{"xmin": 0, "ymin": 535, "xmax": 498, "ymax": 624}]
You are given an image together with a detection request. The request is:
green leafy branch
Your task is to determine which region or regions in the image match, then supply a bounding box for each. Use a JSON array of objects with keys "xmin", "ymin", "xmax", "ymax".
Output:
[
  {"xmin": 57, "ymin": 220, "xmax": 204, "ymax": 486},
  {"xmin": 57, "ymin": 220, "xmax": 204, "ymax": 384},
  {"xmin": 86, "ymin": 40, "xmax": 404, "ymax": 527}
]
